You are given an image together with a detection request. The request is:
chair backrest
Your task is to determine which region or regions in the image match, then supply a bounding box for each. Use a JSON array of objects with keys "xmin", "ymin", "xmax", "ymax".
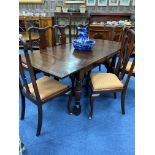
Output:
[
  {"xmin": 115, "ymin": 29, "xmax": 135, "ymax": 88},
  {"xmin": 28, "ymin": 26, "xmax": 49, "ymax": 50},
  {"xmin": 19, "ymin": 38, "xmax": 41, "ymax": 102},
  {"xmin": 28, "ymin": 25, "xmax": 70, "ymax": 51},
  {"xmin": 53, "ymin": 25, "xmax": 70, "ymax": 46},
  {"xmin": 112, "ymin": 26, "xmax": 124, "ymax": 42},
  {"xmin": 121, "ymin": 28, "xmax": 135, "ymax": 66},
  {"xmin": 24, "ymin": 17, "xmax": 40, "ymax": 32}
]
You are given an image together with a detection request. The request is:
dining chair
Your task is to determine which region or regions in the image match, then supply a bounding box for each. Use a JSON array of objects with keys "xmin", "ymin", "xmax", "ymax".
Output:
[
  {"xmin": 112, "ymin": 26, "xmax": 124, "ymax": 42},
  {"xmin": 91, "ymin": 25, "xmax": 124, "ymax": 72},
  {"xmin": 19, "ymin": 35, "xmax": 40, "ymax": 80},
  {"xmin": 28, "ymin": 25, "xmax": 75, "ymax": 93},
  {"xmin": 108, "ymin": 26, "xmax": 125, "ymax": 73},
  {"xmin": 28, "ymin": 25, "xmax": 71, "ymax": 50},
  {"xmin": 19, "ymin": 16, "xmax": 40, "ymax": 50},
  {"xmin": 19, "ymin": 38, "xmax": 72, "ymax": 136},
  {"xmin": 119, "ymin": 30, "xmax": 135, "ymax": 79},
  {"xmin": 125, "ymin": 60, "xmax": 135, "ymax": 76},
  {"xmin": 88, "ymin": 29, "xmax": 135, "ymax": 119},
  {"xmin": 122, "ymin": 48, "xmax": 135, "ymax": 78}
]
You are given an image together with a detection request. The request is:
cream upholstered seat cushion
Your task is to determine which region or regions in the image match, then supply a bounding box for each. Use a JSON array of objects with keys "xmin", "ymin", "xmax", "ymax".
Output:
[
  {"xmin": 126, "ymin": 61, "xmax": 135, "ymax": 73},
  {"xmin": 28, "ymin": 76, "xmax": 68, "ymax": 100},
  {"xmin": 91, "ymin": 73, "xmax": 123, "ymax": 90}
]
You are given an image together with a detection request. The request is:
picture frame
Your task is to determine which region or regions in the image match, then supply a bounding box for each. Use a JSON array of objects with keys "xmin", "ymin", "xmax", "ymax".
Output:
[
  {"xmin": 19, "ymin": 0, "xmax": 44, "ymax": 3},
  {"xmin": 109, "ymin": 0, "xmax": 119, "ymax": 6},
  {"xmin": 55, "ymin": 6, "xmax": 62, "ymax": 13},
  {"xmin": 119, "ymin": 0, "xmax": 131, "ymax": 6},
  {"xmin": 98, "ymin": 0, "xmax": 107, "ymax": 6},
  {"xmin": 86, "ymin": 0, "xmax": 96, "ymax": 6},
  {"xmin": 65, "ymin": 0, "xmax": 85, "ymax": 4}
]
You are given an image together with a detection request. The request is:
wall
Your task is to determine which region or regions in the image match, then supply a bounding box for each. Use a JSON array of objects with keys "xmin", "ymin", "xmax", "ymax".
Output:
[{"xmin": 19, "ymin": 0, "xmax": 135, "ymax": 16}]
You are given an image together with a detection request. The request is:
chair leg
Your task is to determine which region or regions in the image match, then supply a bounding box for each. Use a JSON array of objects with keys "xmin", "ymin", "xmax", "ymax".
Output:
[
  {"xmin": 121, "ymin": 73, "xmax": 125, "ymax": 79},
  {"xmin": 121, "ymin": 90, "xmax": 126, "ymax": 115},
  {"xmin": 99, "ymin": 65, "xmax": 101, "ymax": 71},
  {"xmin": 34, "ymin": 69, "xmax": 41, "ymax": 80},
  {"xmin": 109, "ymin": 55, "xmax": 117, "ymax": 73},
  {"xmin": 36, "ymin": 104, "xmax": 43, "ymax": 136},
  {"xmin": 21, "ymin": 94, "xmax": 25, "ymax": 120},
  {"xmin": 104, "ymin": 62, "xmax": 110, "ymax": 73},
  {"xmin": 54, "ymin": 76, "xmax": 59, "ymax": 81},
  {"xmin": 88, "ymin": 95, "xmax": 95, "ymax": 120},
  {"xmin": 85, "ymin": 71, "xmax": 91, "ymax": 96},
  {"xmin": 67, "ymin": 92, "xmax": 72, "ymax": 115},
  {"xmin": 34, "ymin": 73, "xmax": 37, "ymax": 80},
  {"xmin": 114, "ymin": 92, "xmax": 117, "ymax": 99}
]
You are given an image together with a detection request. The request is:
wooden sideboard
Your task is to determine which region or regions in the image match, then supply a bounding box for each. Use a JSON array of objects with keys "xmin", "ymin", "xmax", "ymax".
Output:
[
  {"xmin": 89, "ymin": 13, "xmax": 133, "ymax": 41},
  {"xmin": 89, "ymin": 13, "xmax": 132, "ymax": 23},
  {"xmin": 19, "ymin": 16, "xmax": 54, "ymax": 47}
]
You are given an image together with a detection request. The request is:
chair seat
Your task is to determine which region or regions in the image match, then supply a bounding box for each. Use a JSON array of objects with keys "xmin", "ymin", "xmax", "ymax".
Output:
[
  {"xmin": 28, "ymin": 76, "xmax": 68, "ymax": 100},
  {"xmin": 91, "ymin": 73, "xmax": 123, "ymax": 90},
  {"xmin": 126, "ymin": 61, "xmax": 135, "ymax": 73}
]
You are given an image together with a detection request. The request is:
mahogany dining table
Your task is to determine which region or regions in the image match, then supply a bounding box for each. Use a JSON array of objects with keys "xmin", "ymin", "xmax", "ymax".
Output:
[{"xmin": 21, "ymin": 39, "xmax": 121, "ymax": 115}]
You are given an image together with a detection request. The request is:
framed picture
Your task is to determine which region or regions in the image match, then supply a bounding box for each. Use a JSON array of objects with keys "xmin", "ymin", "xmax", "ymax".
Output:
[
  {"xmin": 19, "ymin": 0, "xmax": 44, "ymax": 3},
  {"xmin": 65, "ymin": 0, "xmax": 85, "ymax": 3},
  {"xmin": 87, "ymin": 0, "xmax": 96, "ymax": 6},
  {"xmin": 109, "ymin": 0, "xmax": 119, "ymax": 6},
  {"xmin": 98, "ymin": 0, "xmax": 107, "ymax": 6},
  {"xmin": 132, "ymin": 0, "xmax": 135, "ymax": 6},
  {"xmin": 120, "ymin": 0, "xmax": 131, "ymax": 6},
  {"xmin": 55, "ymin": 6, "xmax": 62, "ymax": 13}
]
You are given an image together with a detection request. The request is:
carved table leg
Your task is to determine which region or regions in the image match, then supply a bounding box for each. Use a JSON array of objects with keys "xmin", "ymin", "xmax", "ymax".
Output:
[{"xmin": 73, "ymin": 71, "xmax": 84, "ymax": 116}]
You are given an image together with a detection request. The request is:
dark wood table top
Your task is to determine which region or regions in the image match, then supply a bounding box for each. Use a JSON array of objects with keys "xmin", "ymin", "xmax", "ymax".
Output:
[{"xmin": 22, "ymin": 39, "xmax": 121, "ymax": 79}]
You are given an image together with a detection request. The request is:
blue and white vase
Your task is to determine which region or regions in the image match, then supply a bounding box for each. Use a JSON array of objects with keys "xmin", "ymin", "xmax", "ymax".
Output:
[{"xmin": 73, "ymin": 27, "xmax": 95, "ymax": 51}]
